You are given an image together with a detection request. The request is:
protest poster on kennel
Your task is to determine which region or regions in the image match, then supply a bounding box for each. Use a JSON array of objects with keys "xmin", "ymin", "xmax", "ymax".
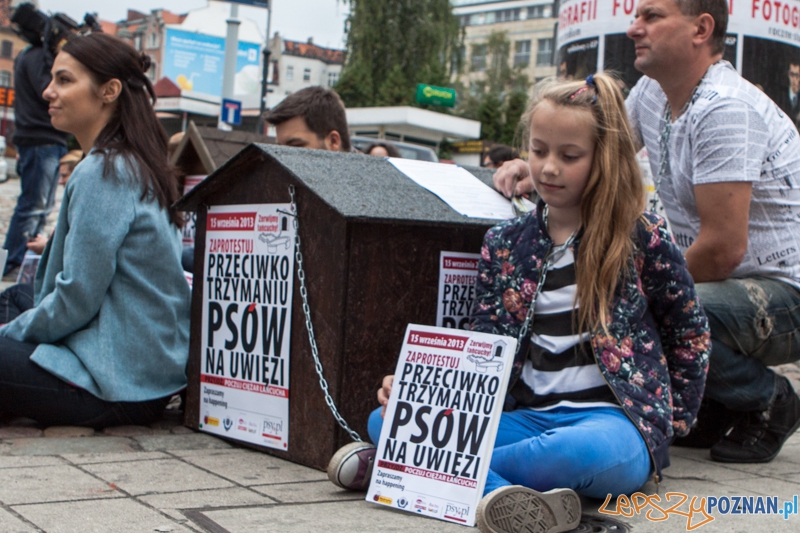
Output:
[
  {"xmin": 199, "ymin": 203, "xmax": 295, "ymax": 450},
  {"xmin": 436, "ymin": 252, "xmax": 480, "ymax": 331},
  {"xmin": 367, "ymin": 324, "xmax": 516, "ymax": 526}
]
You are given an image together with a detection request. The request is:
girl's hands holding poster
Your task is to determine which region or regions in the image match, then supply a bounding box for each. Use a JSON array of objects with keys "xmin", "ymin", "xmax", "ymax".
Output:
[{"xmin": 378, "ymin": 375, "xmax": 394, "ymax": 417}]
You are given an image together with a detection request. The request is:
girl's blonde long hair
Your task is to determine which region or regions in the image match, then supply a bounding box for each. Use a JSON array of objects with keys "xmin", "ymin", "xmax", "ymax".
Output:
[{"xmin": 521, "ymin": 72, "xmax": 645, "ymax": 334}]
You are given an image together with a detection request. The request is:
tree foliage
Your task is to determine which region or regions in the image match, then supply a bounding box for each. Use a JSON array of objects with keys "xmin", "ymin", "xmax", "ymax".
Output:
[
  {"xmin": 501, "ymin": 90, "xmax": 528, "ymax": 146},
  {"xmin": 477, "ymin": 92, "xmax": 502, "ymax": 142},
  {"xmin": 335, "ymin": 0, "xmax": 462, "ymax": 108}
]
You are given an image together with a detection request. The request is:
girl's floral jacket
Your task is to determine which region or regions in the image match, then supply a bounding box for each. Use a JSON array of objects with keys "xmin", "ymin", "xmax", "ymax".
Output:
[{"xmin": 469, "ymin": 207, "xmax": 710, "ymax": 481}]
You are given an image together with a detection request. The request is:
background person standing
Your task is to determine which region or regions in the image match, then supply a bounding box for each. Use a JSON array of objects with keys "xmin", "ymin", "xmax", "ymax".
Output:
[{"xmin": 3, "ymin": 5, "xmax": 69, "ymax": 277}]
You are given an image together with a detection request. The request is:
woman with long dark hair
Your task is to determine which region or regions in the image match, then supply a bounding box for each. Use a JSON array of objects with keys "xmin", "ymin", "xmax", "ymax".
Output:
[{"xmin": 0, "ymin": 33, "xmax": 190, "ymax": 427}]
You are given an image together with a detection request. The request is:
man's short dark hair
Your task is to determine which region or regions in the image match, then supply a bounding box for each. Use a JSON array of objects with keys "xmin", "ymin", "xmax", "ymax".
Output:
[
  {"xmin": 486, "ymin": 145, "xmax": 518, "ymax": 167},
  {"xmin": 675, "ymin": 0, "xmax": 728, "ymax": 56},
  {"xmin": 264, "ymin": 86, "xmax": 351, "ymax": 151}
]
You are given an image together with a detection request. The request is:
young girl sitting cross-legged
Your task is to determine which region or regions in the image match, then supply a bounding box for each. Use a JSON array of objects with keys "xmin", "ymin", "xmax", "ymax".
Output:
[{"xmin": 328, "ymin": 72, "xmax": 711, "ymax": 533}]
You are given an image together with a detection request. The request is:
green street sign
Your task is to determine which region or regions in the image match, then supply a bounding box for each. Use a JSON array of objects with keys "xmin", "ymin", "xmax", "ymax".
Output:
[{"xmin": 415, "ymin": 84, "xmax": 456, "ymax": 107}]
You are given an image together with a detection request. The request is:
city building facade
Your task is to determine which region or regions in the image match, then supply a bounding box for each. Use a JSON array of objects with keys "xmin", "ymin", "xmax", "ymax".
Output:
[
  {"xmin": 266, "ymin": 33, "xmax": 343, "ymax": 108},
  {"xmin": 115, "ymin": 9, "xmax": 186, "ymax": 83},
  {"xmin": 453, "ymin": 0, "xmax": 558, "ymax": 85}
]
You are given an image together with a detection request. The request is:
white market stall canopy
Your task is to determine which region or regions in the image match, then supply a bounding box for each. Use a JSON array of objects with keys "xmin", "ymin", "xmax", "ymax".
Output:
[{"xmin": 346, "ymin": 106, "xmax": 481, "ymax": 145}]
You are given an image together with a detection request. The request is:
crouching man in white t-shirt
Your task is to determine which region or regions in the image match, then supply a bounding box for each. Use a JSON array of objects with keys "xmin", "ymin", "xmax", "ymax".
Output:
[
  {"xmin": 494, "ymin": 0, "xmax": 800, "ymax": 464},
  {"xmin": 626, "ymin": 0, "xmax": 800, "ymax": 464}
]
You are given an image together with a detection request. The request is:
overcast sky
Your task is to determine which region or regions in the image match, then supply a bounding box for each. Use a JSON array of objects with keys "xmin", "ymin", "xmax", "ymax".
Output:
[{"xmin": 36, "ymin": 0, "xmax": 350, "ymax": 49}]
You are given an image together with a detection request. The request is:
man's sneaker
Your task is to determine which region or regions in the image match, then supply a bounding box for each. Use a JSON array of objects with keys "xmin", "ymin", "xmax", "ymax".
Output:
[
  {"xmin": 710, "ymin": 376, "xmax": 800, "ymax": 463},
  {"xmin": 476, "ymin": 485, "xmax": 581, "ymax": 533},
  {"xmin": 327, "ymin": 441, "xmax": 376, "ymax": 491}
]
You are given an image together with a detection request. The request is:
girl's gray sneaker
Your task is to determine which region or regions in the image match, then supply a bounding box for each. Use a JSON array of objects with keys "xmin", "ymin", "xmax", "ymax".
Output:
[
  {"xmin": 327, "ymin": 441, "xmax": 376, "ymax": 491},
  {"xmin": 476, "ymin": 485, "xmax": 581, "ymax": 533}
]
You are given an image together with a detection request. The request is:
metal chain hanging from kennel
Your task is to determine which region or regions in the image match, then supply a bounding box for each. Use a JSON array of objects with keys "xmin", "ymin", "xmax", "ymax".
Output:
[{"xmin": 289, "ymin": 184, "xmax": 363, "ymax": 442}]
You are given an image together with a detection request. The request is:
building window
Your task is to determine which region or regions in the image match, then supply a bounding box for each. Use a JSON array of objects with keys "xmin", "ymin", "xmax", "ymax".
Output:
[
  {"xmin": 496, "ymin": 9, "xmax": 521, "ymax": 23},
  {"xmin": 146, "ymin": 32, "xmax": 159, "ymax": 50},
  {"xmin": 303, "ymin": 68, "xmax": 311, "ymax": 81},
  {"xmin": 470, "ymin": 44, "xmax": 487, "ymax": 71},
  {"xmin": 286, "ymin": 65, "xmax": 294, "ymax": 81},
  {"xmin": 0, "ymin": 70, "xmax": 10, "ymax": 87},
  {"xmin": 514, "ymin": 40, "xmax": 531, "ymax": 68},
  {"xmin": 133, "ymin": 36, "xmax": 142, "ymax": 50},
  {"xmin": 528, "ymin": 5, "xmax": 552, "ymax": 19},
  {"xmin": 327, "ymin": 71, "xmax": 339, "ymax": 87},
  {"xmin": 0, "ymin": 40, "xmax": 12, "ymax": 59},
  {"xmin": 536, "ymin": 38, "xmax": 553, "ymax": 66}
]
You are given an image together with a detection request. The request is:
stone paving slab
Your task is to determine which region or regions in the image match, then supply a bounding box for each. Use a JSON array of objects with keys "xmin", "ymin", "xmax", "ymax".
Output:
[
  {"xmin": 656, "ymin": 452, "xmax": 755, "ymax": 482},
  {"xmin": 138, "ymin": 487, "xmax": 277, "ymax": 517},
  {"xmin": 0, "ymin": 464, "xmax": 121, "ymax": 505},
  {"xmin": 200, "ymin": 499, "xmax": 467, "ymax": 532},
  {"xmin": 1, "ymin": 437, "xmax": 137, "ymax": 456},
  {"xmin": 60, "ymin": 451, "xmax": 171, "ymax": 465},
  {"xmin": 83, "ymin": 458, "xmax": 235, "ymax": 496},
  {"xmin": 0, "ymin": 427, "xmax": 42, "ymax": 439},
  {"xmin": 12, "ymin": 498, "xmax": 194, "ymax": 533},
  {"xmin": 132, "ymin": 433, "xmax": 233, "ymax": 452},
  {"xmin": 251, "ymin": 479, "xmax": 369, "ymax": 504},
  {"xmin": 671, "ymin": 444, "xmax": 800, "ymax": 484},
  {"xmin": 174, "ymin": 448, "xmax": 327, "ymax": 486},
  {"xmin": 42, "ymin": 427, "xmax": 94, "ymax": 438},
  {"xmin": 0, "ymin": 507, "xmax": 35, "ymax": 533},
  {"xmin": 0, "ymin": 456, "xmax": 65, "ymax": 469}
]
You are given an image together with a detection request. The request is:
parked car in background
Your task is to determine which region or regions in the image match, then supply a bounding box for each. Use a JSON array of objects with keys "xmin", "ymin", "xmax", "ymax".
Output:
[
  {"xmin": 350, "ymin": 136, "xmax": 439, "ymax": 162},
  {"xmin": 0, "ymin": 136, "xmax": 8, "ymax": 183}
]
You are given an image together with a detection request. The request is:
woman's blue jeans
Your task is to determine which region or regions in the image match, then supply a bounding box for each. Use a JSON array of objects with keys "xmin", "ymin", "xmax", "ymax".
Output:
[
  {"xmin": 696, "ymin": 277, "xmax": 800, "ymax": 412},
  {"xmin": 367, "ymin": 404, "xmax": 652, "ymax": 499}
]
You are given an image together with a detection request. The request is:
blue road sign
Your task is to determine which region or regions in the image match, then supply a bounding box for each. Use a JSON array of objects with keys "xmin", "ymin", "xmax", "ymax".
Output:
[{"xmin": 221, "ymin": 99, "xmax": 243, "ymax": 125}]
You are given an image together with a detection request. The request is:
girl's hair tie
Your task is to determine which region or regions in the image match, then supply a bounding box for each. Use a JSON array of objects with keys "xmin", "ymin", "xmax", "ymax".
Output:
[
  {"xmin": 570, "ymin": 86, "xmax": 590, "ymax": 99},
  {"xmin": 570, "ymin": 75, "xmax": 598, "ymax": 103}
]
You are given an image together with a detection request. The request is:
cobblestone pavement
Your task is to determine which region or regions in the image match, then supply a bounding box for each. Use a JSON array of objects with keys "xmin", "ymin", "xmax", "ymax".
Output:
[
  {"xmin": 0, "ymin": 413, "xmax": 798, "ymax": 533},
  {"xmin": 1, "ymin": 175, "xmax": 800, "ymax": 531}
]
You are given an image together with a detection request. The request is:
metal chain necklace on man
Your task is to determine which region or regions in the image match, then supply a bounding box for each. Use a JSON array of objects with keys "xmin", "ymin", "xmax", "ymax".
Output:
[
  {"xmin": 514, "ymin": 205, "xmax": 578, "ymax": 358},
  {"xmin": 289, "ymin": 184, "xmax": 363, "ymax": 442},
  {"xmin": 651, "ymin": 85, "xmax": 700, "ymax": 213}
]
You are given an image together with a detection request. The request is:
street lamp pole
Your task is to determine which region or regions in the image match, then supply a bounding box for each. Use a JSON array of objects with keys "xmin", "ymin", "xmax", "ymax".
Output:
[{"xmin": 257, "ymin": 1, "xmax": 272, "ymax": 134}]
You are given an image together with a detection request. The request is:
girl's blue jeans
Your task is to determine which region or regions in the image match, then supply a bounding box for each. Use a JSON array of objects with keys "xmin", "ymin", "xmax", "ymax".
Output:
[{"xmin": 368, "ymin": 404, "xmax": 652, "ymax": 499}]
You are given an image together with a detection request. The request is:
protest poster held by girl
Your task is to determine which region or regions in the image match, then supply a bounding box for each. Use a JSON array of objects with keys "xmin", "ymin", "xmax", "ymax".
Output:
[
  {"xmin": 328, "ymin": 73, "xmax": 711, "ymax": 533},
  {"xmin": 0, "ymin": 33, "xmax": 190, "ymax": 427}
]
